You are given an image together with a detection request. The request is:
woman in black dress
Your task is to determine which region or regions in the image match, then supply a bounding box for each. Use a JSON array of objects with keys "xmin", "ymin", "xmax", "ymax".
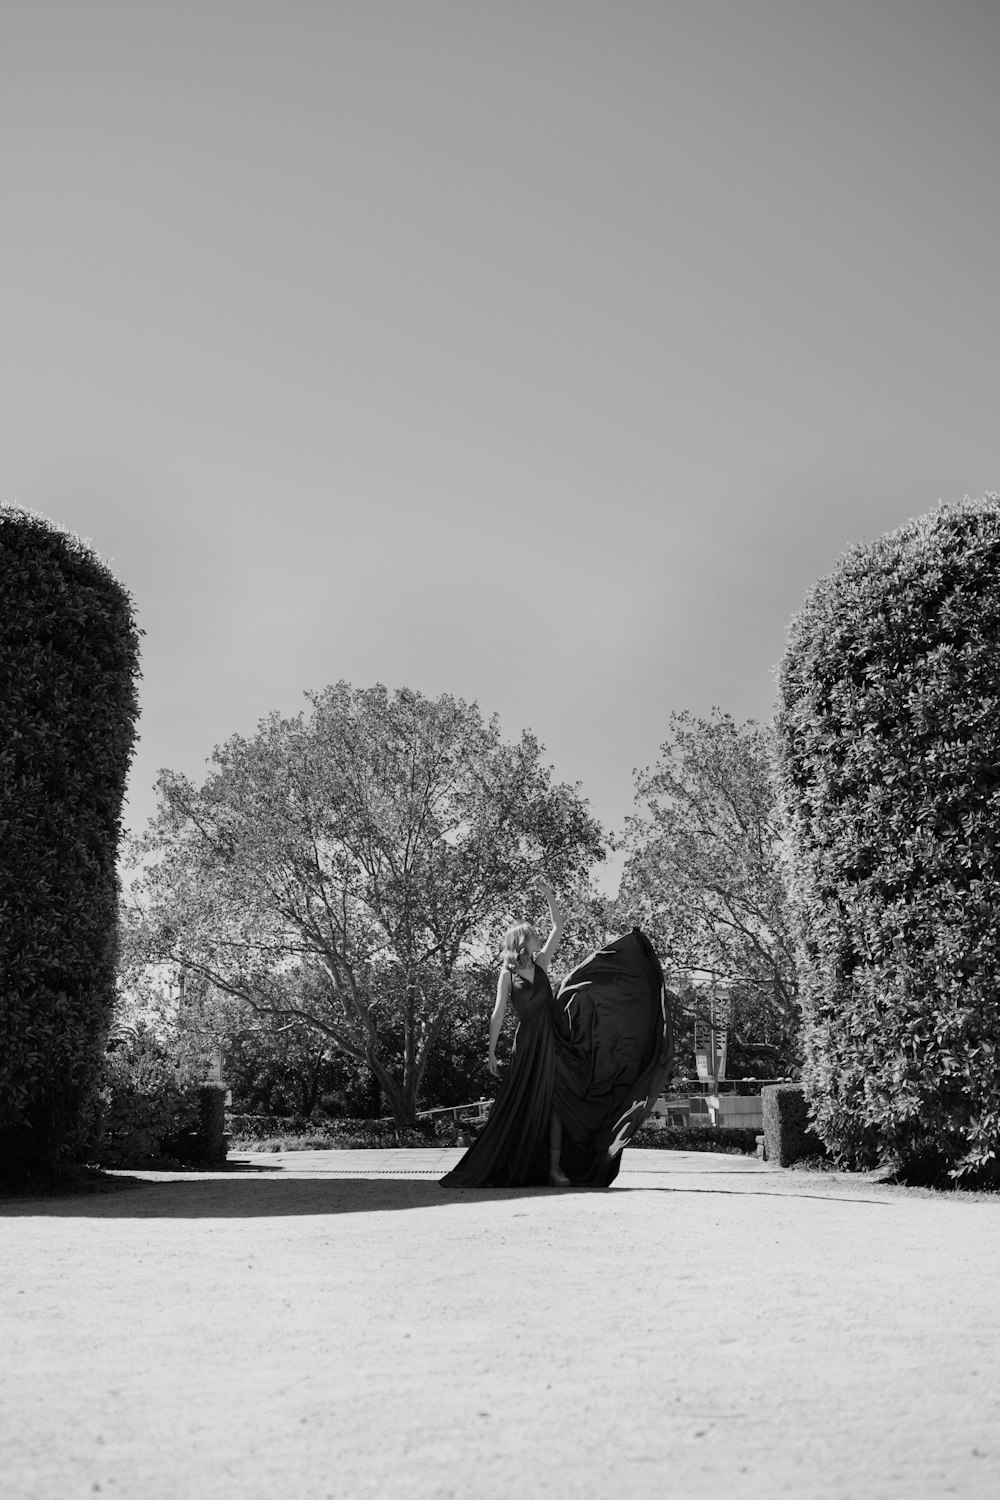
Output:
[
  {"xmin": 440, "ymin": 883, "xmax": 675, "ymax": 1191},
  {"xmin": 441, "ymin": 878, "xmax": 569, "ymax": 1189}
]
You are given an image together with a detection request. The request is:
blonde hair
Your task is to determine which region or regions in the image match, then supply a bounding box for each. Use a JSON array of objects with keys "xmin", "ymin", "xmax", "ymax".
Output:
[{"xmin": 501, "ymin": 922, "xmax": 541, "ymax": 971}]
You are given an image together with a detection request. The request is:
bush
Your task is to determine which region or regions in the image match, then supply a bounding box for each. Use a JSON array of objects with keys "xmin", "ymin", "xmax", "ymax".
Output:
[
  {"xmin": 632, "ymin": 1123, "xmax": 760, "ymax": 1154},
  {"xmin": 226, "ymin": 1111, "xmax": 317, "ymax": 1141},
  {"xmin": 84, "ymin": 1031, "xmax": 200, "ymax": 1167},
  {"xmin": 0, "ymin": 507, "xmax": 142, "ymax": 1182},
  {"xmin": 760, "ymin": 1084, "xmax": 825, "ymax": 1166},
  {"xmin": 163, "ymin": 1083, "xmax": 228, "ymax": 1166},
  {"xmin": 227, "ymin": 1115, "xmax": 760, "ymax": 1154},
  {"xmin": 227, "ymin": 1115, "xmax": 436, "ymax": 1151},
  {"xmin": 776, "ymin": 494, "xmax": 1000, "ymax": 1185}
]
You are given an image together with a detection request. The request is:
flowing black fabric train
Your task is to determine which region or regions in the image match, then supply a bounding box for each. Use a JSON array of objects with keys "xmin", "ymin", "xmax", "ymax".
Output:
[
  {"xmin": 551, "ymin": 928, "xmax": 674, "ymax": 1187},
  {"xmin": 439, "ymin": 929, "xmax": 673, "ymax": 1190}
]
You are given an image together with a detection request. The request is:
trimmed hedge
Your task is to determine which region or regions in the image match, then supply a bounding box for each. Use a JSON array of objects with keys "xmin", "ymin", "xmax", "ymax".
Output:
[
  {"xmin": 84, "ymin": 1030, "xmax": 229, "ymax": 1168},
  {"xmin": 225, "ymin": 1117, "xmax": 759, "ymax": 1155},
  {"xmin": 227, "ymin": 1116, "xmax": 436, "ymax": 1151},
  {"xmin": 86, "ymin": 1033, "xmax": 199, "ymax": 1166},
  {"xmin": 162, "ymin": 1083, "xmax": 228, "ymax": 1166},
  {"xmin": 760, "ymin": 1084, "xmax": 825, "ymax": 1166},
  {"xmin": 227, "ymin": 1111, "xmax": 332, "ymax": 1141},
  {"xmin": 0, "ymin": 506, "xmax": 142, "ymax": 1181},
  {"xmin": 227, "ymin": 1113, "xmax": 437, "ymax": 1142},
  {"xmin": 633, "ymin": 1123, "xmax": 760, "ymax": 1154},
  {"xmin": 776, "ymin": 495, "xmax": 1000, "ymax": 1186}
]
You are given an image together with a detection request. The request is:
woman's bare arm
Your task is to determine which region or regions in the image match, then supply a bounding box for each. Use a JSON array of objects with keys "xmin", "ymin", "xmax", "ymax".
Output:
[
  {"xmin": 487, "ymin": 967, "xmax": 511, "ymax": 1076},
  {"xmin": 535, "ymin": 877, "xmax": 565, "ymax": 970}
]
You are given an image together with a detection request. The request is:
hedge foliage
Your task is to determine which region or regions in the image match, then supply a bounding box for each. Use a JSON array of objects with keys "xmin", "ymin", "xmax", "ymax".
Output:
[
  {"xmin": 85, "ymin": 1030, "xmax": 201, "ymax": 1167},
  {"xmin": 225, "ymin": 1116, "xmax": 761, "ymax": 1155},
  {"xmin": 633, "ymin": 1123, "xmax": 760, "ymax": 1154},
  {"xmin": 760, "ymin": 1084, "xmax": 825, "ymax": 1167},
  {"xmin": 84, "ymin": 1030, "xmax": 229, "ymax": 1168},
  {"xmin": 0, "ymin": 506, "xmax": 142, "ymax": 1180},
  {"xmin": 226, "ymin": 1114, "xmax": 437, "ymax": 1149},
  {"xmin": 236, "ymin": 1130, "xmax": 438, "ymax": 1152},
  {"xmin": 776, "ymin": 495, "xmax": 1000, "ymax": 1185}
]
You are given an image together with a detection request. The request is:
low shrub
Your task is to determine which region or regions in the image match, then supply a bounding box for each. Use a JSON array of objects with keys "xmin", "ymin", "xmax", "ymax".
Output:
[
  {"xmin": 162, "ymin": 1083, "xmax": 228, "ymax": 1166},
  {"xmin": 629, "ymin": 1123, "xmax": 760, "ymax": 1154},
  {"xmin": 227, "ymin": 1115, "xmax": 438, "ymax": 1152},
  {"xmin": 239, "ymin": 1135, "xmax": 343, "ymax": 1153},
  {"xmin": 226, "ymin": 1112, "xmax": 318, "ymax": 1141},
  {"xmin": 761, "ymin": 1084, "xmax": 826, "ymax": 1167},
  {"xmin": 228, "ymin": 1116, "xmax": 759, "ymax": 1155},
  {"xmin": 433, "ymin": 1117, "xmax": 477, "ymax": 1147},
  {"xmin": 85, "ymin": 1033, "xmax": 227, "ymax": 1168}
]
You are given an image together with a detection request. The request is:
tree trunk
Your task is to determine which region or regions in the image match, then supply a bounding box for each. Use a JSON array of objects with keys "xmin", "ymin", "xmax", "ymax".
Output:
[
  {"xmin": 367, "ymin": 1046, "xmax": 419, "ymax": 1130},
  {"xmin": 299, "ymin": 1053, "xmax": 321, "ymax": 1118}
]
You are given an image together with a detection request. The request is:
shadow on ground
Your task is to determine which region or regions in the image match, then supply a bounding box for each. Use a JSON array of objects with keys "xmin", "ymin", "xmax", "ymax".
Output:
[
  {"xmin": 0, "ymin": 1175, "xmax": 557, "ymax": 1219},
  {"xmin": 0, "ymin": 1169, "xmax": 899, "ymax": 1218}
]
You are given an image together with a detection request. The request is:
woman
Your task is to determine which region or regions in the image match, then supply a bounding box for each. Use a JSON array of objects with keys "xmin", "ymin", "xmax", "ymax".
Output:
[
  {"xmin": 440, "ymin": 878, "xmax": 569, "ymax": 1188},
  {"xmin": 440, "ymin": 886, "xmax": 675, "ymax": 1191}
]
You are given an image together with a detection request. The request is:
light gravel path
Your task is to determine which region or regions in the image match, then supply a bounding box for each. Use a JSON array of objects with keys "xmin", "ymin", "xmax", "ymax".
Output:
[{"xmin": 2, "ymin": 1148, "xmax": 998, "ymax": 1500}]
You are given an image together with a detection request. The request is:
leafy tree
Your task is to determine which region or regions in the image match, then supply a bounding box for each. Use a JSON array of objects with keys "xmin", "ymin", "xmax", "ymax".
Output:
[
  {"xmin": 417, "ymin": 986, "xmax": 496, "ymax": 1111},
  {"xmin": 618, "ymin": 709, "xmax": 799, "ymax": 1074},
  {"xmin": 125, "ymin": 682, "xmax": 604, "ymax": 1126},
  {"xmin": 221, "ymin": 1010, "xmax": 376, "ymax": 1118},
  {"xmin": 111, "ymin": 936, "xmax": 379, "ymax": 1119}
]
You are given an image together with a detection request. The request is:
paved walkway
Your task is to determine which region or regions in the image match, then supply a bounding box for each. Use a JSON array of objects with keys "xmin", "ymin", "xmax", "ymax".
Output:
[{"xmin": 2, "ymin": 1148, "xmax": 999, "ymax": 1499}]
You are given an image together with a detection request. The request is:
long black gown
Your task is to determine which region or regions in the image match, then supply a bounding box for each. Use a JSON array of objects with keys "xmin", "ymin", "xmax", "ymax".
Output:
[
  {"xmin": 440, "ymin": 928, "xmax": 674, "ymax": 1190},
  {"xmin": 439, "ymin": 961, "xmax": 557, "ymax": 1189}
]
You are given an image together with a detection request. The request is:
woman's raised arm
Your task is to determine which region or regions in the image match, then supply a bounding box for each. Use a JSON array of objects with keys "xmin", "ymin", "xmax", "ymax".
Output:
[{"xmin": 535, "ymin": 877, "xmax": 565, "ymax": 970}]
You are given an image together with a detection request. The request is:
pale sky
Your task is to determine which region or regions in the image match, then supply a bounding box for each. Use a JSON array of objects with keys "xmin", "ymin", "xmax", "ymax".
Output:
[{"xmin": 2, "ymin": 0, "xmax": 998, "ymax": 891}]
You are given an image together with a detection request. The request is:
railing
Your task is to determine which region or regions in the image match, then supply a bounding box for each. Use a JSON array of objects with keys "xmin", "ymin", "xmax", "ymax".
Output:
[
  {"xmin": 415, "ymin": 1097, "xmax": 493, "ymax": 1124},
  {"xmin": 663, "ymin": 1077, "xmax": 791, "ymax": 1097}
]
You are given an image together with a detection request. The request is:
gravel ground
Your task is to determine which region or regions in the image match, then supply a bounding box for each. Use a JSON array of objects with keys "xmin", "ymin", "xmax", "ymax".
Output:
[{"xmin": 2, "ymin": 1148, "xmax": 998, "ymax": 1500}]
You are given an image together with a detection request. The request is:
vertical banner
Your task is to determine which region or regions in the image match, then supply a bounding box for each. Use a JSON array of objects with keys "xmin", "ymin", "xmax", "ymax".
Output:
[{"xmin": 693, "ymin": 980, "xmax": 730, "ymax": 1083}]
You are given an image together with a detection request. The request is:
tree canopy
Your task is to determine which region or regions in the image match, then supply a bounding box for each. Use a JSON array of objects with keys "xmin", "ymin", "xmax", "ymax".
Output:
[
  {"xmin": 125, "ymin": 682, "xmax": 605, "ymax": 1124},
  {"xmin": 618, "ymin": 709, "xmax": 799, "ymax": 1073}
]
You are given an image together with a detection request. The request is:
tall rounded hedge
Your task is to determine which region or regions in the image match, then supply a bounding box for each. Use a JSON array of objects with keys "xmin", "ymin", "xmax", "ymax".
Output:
[
  {"xmin": 776, "ymin": 495, "xmax": 1000, "ymax": 1185},
  {"xmin": 0, "ymin": 506, "xmax": 141, "ymax": 1180}
]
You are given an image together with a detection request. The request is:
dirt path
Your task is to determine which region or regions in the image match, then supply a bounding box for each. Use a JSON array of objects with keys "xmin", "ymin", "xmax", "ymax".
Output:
[{"xmin": 2, "ymin": 1148, "xmax": 998, "ymax": 1499}]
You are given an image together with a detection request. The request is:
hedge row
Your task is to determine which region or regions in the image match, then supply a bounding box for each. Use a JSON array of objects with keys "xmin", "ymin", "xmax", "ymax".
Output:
[
  {"xmin": 228, "ymin": 1117, "xmax": 437, "ymax": 1150},
  {"xmin": 226, "ymin": 1116, "xmax": 760, "ymax": 1155},
  {"xmin": 88, "ymin": 1068, "xmax": 229, "ymax": 1169},
  {"xmin": 633, "ymin": 1123, "xmax": 760, "ymax": 1154},
  {"xmin": 0, "ymin": 507, "xmax": 142, "ymax": 1182},
  {"xmin": 776, "ymin": 495, "xmax": 1000, "ymax": 1186}
]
